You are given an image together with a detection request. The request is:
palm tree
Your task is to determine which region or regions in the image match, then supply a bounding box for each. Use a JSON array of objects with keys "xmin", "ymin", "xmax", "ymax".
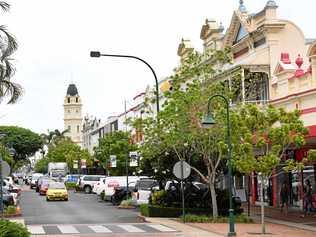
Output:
[
  {"xmin": 40, "ymin": 129, "xmax": 70, "ymax": 148},
  {"xmin": 0, "ymin": 2, "xmax": 22, "ymax": 104}
]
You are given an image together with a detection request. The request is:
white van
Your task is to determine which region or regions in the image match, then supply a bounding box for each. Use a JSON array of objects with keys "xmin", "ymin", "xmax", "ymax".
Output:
[
  {"xmin": 99, "ymin": 176, "xmax": 147, "ymax": 200},
  {"xmin": 132, "ymin": 178, "xmax": 159, "ymax": 205}
]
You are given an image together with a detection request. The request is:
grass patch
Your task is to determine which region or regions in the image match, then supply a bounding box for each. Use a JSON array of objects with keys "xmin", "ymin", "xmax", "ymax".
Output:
[
  {"xmin": 181, "ymin": 213, "xmax": 253, "ymax": 223},
  {"xmin": 65, "ymin": 182, "xmax": 77, "ymax": 190},
  {"xmin": 4, "ymin": 205, "xmax": 17, "ymax": 215},
  {"xmin": 0, "ymin": 219, "xmax": 30, "ymax": 237}
]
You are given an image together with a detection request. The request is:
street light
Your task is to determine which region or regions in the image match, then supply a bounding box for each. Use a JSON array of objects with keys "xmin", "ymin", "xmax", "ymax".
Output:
[
  {"xmin": 90, "ymin": 51, "xmax": 160, "ymax": 114},
  {"xmin": 202, "ymin": 94, "xmax": 236, "ymax": 237}
]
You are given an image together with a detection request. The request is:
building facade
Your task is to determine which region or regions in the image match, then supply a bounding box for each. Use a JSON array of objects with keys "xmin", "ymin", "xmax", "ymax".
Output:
[
  {"xmin": 63, "ymin": 84, "xmax": 83, "ymax": 146},
  {"xmin": 175, "ymin": 0, "xmax": 316, "ymax": 208}
]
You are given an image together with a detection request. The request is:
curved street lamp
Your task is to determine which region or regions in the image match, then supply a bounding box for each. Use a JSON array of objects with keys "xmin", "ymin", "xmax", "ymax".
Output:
[
  {"xmin": 202, "ymin": 94, "xmax": 236, "ymax": 237},
  {"xmin": 90, "ymin": 51, "xmax": 160, "ymax": 114}
]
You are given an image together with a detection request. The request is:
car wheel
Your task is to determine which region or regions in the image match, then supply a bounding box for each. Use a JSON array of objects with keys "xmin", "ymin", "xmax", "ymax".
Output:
[
  {"xmin": 84, "ymin": 185, "xmax": 91, "ymax": 194},
  {"xmin": 46, "ymin": 197, "xmax": 50, "ymax": 201},
  {"xmin": 64, "ymin": 198, "xmax": 68, "ymax": 201}
]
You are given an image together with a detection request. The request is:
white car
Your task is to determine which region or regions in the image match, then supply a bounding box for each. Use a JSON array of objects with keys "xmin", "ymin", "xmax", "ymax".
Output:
[
  {"xmin": 132, "ymin": 179, "xmax": 159, "ymax": 205},
  {"xmin": 92, "ymin": 177, "xmax": 106, "ymax": 195},
  {"xmin": 99, "ymin": 176, "xmax": 147, "ymax": 201},
  {"xmin": 5, "ymin": 177, "xmax": 14, "ymax": 185},
  {"xmin": 77, "ymin": 175, "xmax": 105, "ymax": 194},
  {"xmin": 30, "ymin": 173, "xmax": 44, "ymax": 189}
]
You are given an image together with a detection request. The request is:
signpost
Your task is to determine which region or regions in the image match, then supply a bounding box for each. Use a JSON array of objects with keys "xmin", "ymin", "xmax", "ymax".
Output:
[
  {"xmin": 129, "ymin": 151, "xmax": 138, "ymax": 167},
  {"xmin": 110, "ymin": 155, "xmax": 117, "ymax": 168},
  {"xmin": 173, "ymin": 160, "xmax": 191, "ymax": 223}
]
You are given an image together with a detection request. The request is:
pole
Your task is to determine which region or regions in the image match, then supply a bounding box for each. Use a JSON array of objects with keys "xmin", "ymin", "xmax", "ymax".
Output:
[
  {"xmin": 125, "ymin": 100, "xmax": 129, "ymax": 201},
  {"xmin": 261, "ymin": 175, "xmax": 266, "ymax": 234},
  {"xmin": 97, "ymin": 53, "xmax": 160, "ymax": 114},
  {"xmin": 181, "ymin": 160, "xmax": 185, "ymax": 223},
  {"xmin": 0, "ymin": 153, "xmax": 3, "ymax": 218},
  {"xmin": 248, "ymin": 175, "xmax": 251, "ymax": 217}
]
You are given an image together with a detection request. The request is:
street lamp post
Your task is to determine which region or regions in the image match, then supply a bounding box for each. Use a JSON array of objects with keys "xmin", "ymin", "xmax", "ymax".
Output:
[
  {"xmin": 90, "ymin": 51, "xmax": 160, "ymax": 114},
  {"xmin": 202, "ymin": 94, "xmax": 236, "ymax": 237}
]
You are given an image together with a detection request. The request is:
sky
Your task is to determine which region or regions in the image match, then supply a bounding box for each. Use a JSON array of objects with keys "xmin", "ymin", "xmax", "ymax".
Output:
[{"xmin": 0, "ymin": 0, "xmax": 315, "ymax": 134}]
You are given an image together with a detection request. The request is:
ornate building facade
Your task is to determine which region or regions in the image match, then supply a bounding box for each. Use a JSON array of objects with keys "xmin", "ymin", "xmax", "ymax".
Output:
[{"xmin": 63, "ymin": 84, "xmax": 83, "ymax": 146}]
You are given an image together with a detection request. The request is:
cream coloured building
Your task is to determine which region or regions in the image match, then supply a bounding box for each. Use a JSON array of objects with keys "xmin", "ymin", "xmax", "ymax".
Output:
[{"xmin": 63, "ymin": 84, "xmax": 83, "ymax": 146}]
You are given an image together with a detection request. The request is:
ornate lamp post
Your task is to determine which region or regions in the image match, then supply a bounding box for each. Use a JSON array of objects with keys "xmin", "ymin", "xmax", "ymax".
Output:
[{"xmin": 201, "ymin": 94, "xmax": 236, "ymax": 237}]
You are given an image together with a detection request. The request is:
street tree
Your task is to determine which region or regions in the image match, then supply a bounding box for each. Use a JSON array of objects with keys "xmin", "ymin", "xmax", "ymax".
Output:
[
  {"xmin": 233, "ymin": 104, "xmax": 308, "ymax": 233},
  {"xmin": 94, "ymin": 131, "xmax": 138, "ymax": 176},
  {"xmin": 0, "ymin": 2, "xmax": 22, "ymax": 104},
  {"xmin": 0, "ymin": 126, "xmax": 43, "ymax": 160}
]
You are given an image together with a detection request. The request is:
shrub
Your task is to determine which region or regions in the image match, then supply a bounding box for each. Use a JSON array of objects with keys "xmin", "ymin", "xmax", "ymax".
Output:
[
  {"xmin": 0, "ymin": 219, "xmax": 30, "ymax": 237},
  {"xmin": 181, "ymin": 213, "xmax": 253, "ymax": 223},
  {"xmin": 120, "ymin": 198, "xmax": 134, "ymax": 207},
  {"xmin": 4, "ymin": 206, "xmax": 16, "ymax": 215},
  {"xmin": 65, "ymin": 182, "xmax": 77, "ymax": 190},
  {"xmin": 150, "ymin": 190, "xmax": 167, "ymax": 206},
  {"xmin": 140, "ymin": 204, "xmax": 149, "ymax": 217}
]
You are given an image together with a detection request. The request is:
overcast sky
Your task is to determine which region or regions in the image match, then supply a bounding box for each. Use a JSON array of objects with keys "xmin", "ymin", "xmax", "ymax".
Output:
[{"xmin": 0, "ymin": 0, "xmax": 315, "ymax": 134}]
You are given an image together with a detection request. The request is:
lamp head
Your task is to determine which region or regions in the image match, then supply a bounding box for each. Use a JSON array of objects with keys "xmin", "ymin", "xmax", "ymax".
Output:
[
  {"xmin": 90, "ymin": 51, "xmax": 101, "ymax": 57},
  {"xmin": 202, "ymin": 114, "xmax": 216, "ymax": 128}
]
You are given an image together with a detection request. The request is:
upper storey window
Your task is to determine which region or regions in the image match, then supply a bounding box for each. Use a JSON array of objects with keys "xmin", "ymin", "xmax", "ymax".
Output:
[
  {"xmin": 76, "ymin": 97, "xmax": 78, "ymax": 103},
  {"xmin": 67, "ymin": 97, "xmax": 70, "ymax": 103},
  {"xmin": 234, "ymin": 24, "xmax": 248, "ymax": 44}
]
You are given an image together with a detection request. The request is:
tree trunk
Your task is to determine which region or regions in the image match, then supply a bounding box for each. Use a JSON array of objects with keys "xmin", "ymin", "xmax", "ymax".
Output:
[{"xmin": 209, "ymin": 181, "xmax": 218, "ymax": 218}]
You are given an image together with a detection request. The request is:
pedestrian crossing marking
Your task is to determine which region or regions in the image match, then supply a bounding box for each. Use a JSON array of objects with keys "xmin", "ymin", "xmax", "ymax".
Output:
[
  {"xmin": 118, "ymin": 224, "xmax": 146, "ymax": 232},
  {"xmin": 57, "ymin": 225, "xmax": 79, "ymax": 234},
  {"xmin": 27, "ymin": 223, "xmax": 177, "ymax": 235},
  {"xmin": 147, "ymin": 224, "xmax": 177, "ymax": 232},
  {"xmin": 88, "ymin": 225, "xmax": 112, "ymax": 233},
  {"xmin": 28, "ymin": 226, "xmax": 45, "ymax": 234}
]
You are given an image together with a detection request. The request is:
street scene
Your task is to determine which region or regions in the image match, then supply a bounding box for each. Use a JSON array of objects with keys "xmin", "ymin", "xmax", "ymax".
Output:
[{"xmin": 1, "ymin": 0, "xmax": 316, "ymax": 237}]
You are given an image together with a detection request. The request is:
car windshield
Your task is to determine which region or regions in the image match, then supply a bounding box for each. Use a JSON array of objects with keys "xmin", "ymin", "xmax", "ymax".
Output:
[{"xmin": 49, "ymin": 183, "xmax": 65, "ymax": 189}]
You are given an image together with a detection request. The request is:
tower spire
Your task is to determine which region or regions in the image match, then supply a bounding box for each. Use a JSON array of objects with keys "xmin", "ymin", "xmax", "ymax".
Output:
[{"xmin": 239, "ymin": 0, "xmax": 247, "ymax": 13}]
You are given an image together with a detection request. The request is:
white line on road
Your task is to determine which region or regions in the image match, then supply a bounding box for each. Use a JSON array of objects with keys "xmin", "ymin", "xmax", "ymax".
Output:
[
  {"xmin": 88, "ymin": 225, "xmax": 112, "ymax": 233},
  {"xmin": 27, "ymin": 226, "xmax": 45, "ymax": 234},
  {"xmin": 57, "ymin": 225, "xmax": 79, "ymax": 234},
  {"xmin": 147, "ymin": 224, "xmax": 177, "ymax": 232},
  {"xmin": 118, "ymin": 224, "xmax": 145, "ymax": 232}
]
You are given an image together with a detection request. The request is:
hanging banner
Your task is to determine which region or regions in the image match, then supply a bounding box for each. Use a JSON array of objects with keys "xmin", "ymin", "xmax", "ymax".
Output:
[
  {"xmin": 129, "ymin": 151, "xmax": 138, "ymax": 167},
  {"xmin": 110, "ymin": 155, "xmax": 117, "ymax": 168}
]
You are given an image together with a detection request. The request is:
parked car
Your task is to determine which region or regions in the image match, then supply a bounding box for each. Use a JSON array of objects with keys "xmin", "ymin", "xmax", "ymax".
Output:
[
  {"xmin": 46, "ymin": 182, "xmax": 68, "ymax": 201},
  {"xmin": 76, "ymin": 175, "xmax": 105, "ymax": 194},
  {"xmin": 39, "ymin": 179, "xmax": 52, "ymax": 195},
  {"xmin": 2, "ymin": 189, "xmax": 14, "ymax": 208},
  {"xmin": 92, "ymin": 177, "xmax": 106, "ymax": 195},
  {"xmin": 132, "ymin": 178, "xmax": 159, "ymax": 205},
  {"xmin": 100, "ymin": 176, "xmax": 147, "ymax": 201},
  {"xmin": 30, "ymin": 173, "xmax": 43, "ymax": 189},
  {"xmin": 4, "ymin": 177, "xmax": 14, "ymax": 185}
]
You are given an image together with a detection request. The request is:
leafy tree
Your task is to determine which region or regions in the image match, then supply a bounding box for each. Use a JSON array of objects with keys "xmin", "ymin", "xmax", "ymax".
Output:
[
  {"xmin": 0, "ymin": 126, "xmax": 43, "ymax": 160},
  {"xmin": 40, "ymin": 129, "xmax": 69, "ymax": 148},
  {"xmin": 94, "ymin": 131, "xmax": 138, "ymax": 176},
  {"xmin": 0, "ymin": 2, "xmax": 22, "ymax": 104}
]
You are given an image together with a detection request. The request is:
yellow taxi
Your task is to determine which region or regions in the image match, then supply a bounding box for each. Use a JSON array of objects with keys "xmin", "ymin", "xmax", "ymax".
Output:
[{"xmin": 46, "ymin": 182, "xmax": 68, "ymax": 201}]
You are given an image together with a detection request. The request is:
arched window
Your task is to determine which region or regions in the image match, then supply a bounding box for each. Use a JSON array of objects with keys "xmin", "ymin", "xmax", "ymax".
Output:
[
  {"xmin": 77, "ymin": 125, "xmax": 80, "ymax": 133},
  {"xmin": 67, "ymin": 98, "xmax": 70, "ymax": 103},
  {"xmin": 76, "ymin": 97, "xmax": 79, "ymax": 103}
]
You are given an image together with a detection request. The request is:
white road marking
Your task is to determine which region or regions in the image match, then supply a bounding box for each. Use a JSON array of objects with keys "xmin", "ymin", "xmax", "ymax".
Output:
[
  {"xmin": 147, "ymin": 224, "xmax": 177, "ymax": 232},
  {"xmin": 88, "ymin": 225, "xmax": 112, "ymax": 233},
  {"xmin": 57, "ymin": 225, "xmax": 79, "ymax": 234},
  {"xmin": 118, "ymin": 224, "xmax": 145, "ymax": 232},
  {"xmin": 27, "ymin": 226, "xmax": 45, "ymax": 234}
]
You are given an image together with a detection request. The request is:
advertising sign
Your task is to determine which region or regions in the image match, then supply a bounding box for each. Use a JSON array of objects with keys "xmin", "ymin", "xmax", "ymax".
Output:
[
  {"xmin": 110, "ymin": 155, "xmax": 117, "ymax": 168},
  {"xmin": 129, "ymin": 151, "xmax": 138, "ymax": 167},
  {"xmin": 80, "ymin": 159, "xmax": 86, "ymax": 169},
  {"xmin": 73, "ymin": 160, "xmax": 78, "ymax": 169}
]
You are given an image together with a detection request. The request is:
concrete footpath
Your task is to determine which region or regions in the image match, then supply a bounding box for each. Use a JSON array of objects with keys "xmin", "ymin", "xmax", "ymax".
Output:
[{"xmin": 144, "ymin": 216, "xmax": 316, "ymax": 237}]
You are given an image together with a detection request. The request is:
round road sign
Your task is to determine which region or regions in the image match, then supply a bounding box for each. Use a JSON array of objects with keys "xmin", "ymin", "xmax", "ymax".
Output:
[{"xmin": 173, "ymin": 160, "xmax": 191, "ymax": 180}]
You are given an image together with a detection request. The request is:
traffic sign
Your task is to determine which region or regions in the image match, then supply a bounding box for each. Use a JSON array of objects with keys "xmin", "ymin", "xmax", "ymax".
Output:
[
  {"xmin": 1, "ymin": 161, "xmax": 10, "ymax": 177},
  {"xmin": 110, "ymin": 155, "xmax": 117, "ymax": 168},
  {"xmin": 173, "ymin": 160, "xmax": 191, "ymax": 180},
  {"xmin": 129, "ymin": 151, "xmax": 138, "ymax": 167}
]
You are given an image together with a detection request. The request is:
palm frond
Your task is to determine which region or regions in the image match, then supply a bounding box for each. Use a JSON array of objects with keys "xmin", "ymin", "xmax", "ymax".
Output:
[
  {"xmin": 0, "ymin": 79, "xmax": 23, "ymax": 104},
  {"xmin": 0, "ymin": 25, "xmax": 18, "ymax": 60},
  {"xmin": 0, "ymin": 2, "xmax": 10, "ymax": 12}
]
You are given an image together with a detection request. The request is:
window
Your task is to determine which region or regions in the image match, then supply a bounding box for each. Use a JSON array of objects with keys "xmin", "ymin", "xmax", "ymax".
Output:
[
  {"xmin": 76, "ymin": 97, "xmax": 78, "ymax": 103},
  {"xmin": 67, "ymin": 98, "xmax": 70, "ymax": 103},
  {"xmin": 77, "ymin": 125, "xmax": 80, "ymax": 133},
  {"xmin": 68, "ymin": 110, "xmax": 70, "ymax": 113},
  {"xmin": 68, "ymin": 125, "xmax": 71, "ymax": 132},
  {"xmin": 234, "ymin": 24, "xmax": 248, "ymax": 44}
]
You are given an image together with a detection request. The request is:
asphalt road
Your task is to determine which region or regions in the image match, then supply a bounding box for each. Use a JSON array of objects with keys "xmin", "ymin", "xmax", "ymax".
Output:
[{"xmin": 20, "ymin": 188, "xmax": 140, "ymax": 225}]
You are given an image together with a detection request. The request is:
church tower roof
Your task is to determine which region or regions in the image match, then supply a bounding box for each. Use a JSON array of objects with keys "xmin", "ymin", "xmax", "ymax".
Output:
[{"xmin": 66, "ymin": 84, "xmax": 79, "ymax": 96}]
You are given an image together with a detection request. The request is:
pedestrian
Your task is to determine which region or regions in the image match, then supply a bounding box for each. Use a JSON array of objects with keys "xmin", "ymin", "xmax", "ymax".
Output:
[
  {"xmin": 280, "ymin": 181, "xmax": 289, "ymax": 215},
  {"xmin": 301, "ymin": 179, "xmax": 313, "ymax": 217}
]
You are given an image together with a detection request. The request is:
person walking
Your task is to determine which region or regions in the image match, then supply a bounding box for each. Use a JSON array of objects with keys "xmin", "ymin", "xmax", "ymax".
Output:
[
  {"xmin": 301, "ymin": 179, "xmax": 313, "ymax": 217},
  {"xmin": 280, "ymin": 181, "xmax": 289, "ymax": 215}
]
